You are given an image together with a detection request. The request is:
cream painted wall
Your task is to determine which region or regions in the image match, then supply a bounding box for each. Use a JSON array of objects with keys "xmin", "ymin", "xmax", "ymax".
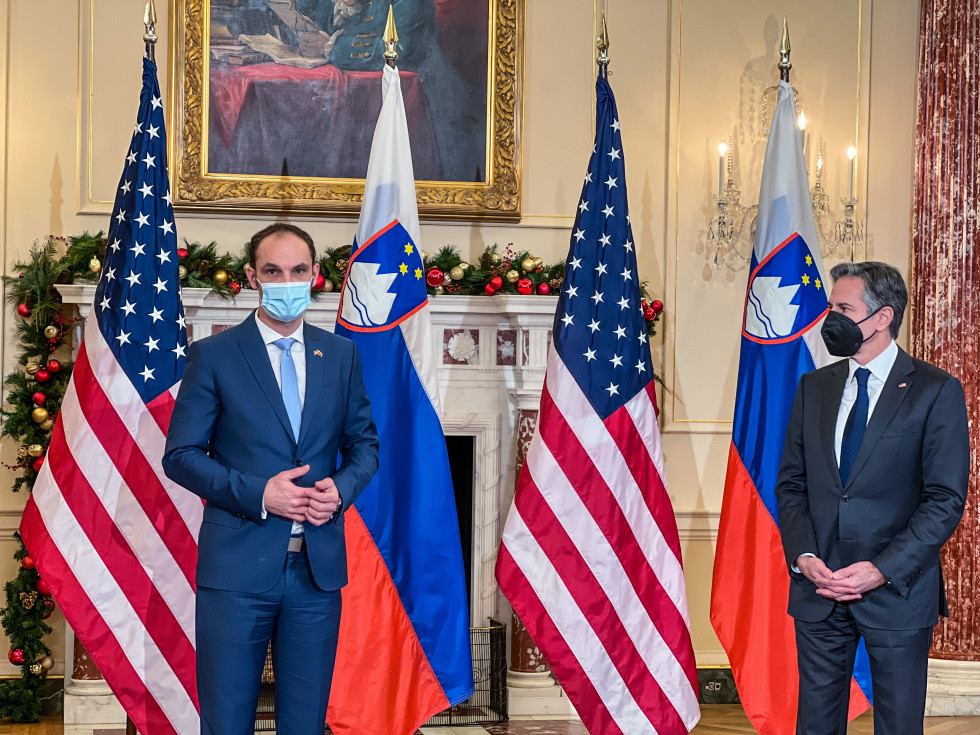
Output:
[{"xmin": 0, "ymin": 0, "xmax": 919, "ymax": 676}]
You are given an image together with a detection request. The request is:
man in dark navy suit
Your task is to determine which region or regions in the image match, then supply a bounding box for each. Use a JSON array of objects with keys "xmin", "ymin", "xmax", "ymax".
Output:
[
  {"xmin": 163, "ymin": 223, "xmax": 378, "ymax": 735},
  {"xmin": 777, "ymin": 261, "xmax": 969, "ymax": 735}
]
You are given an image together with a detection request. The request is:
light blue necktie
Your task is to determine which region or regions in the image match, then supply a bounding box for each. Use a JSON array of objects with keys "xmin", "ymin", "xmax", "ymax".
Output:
[{"xmin": 273, "ymin": 337, "xmax": 301, "ymax": 441}]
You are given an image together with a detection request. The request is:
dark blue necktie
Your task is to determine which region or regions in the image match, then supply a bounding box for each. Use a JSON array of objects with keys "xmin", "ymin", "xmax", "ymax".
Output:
[{"xmin": 839, "ymin": 367, "xmax": 871, "ymax": 484}]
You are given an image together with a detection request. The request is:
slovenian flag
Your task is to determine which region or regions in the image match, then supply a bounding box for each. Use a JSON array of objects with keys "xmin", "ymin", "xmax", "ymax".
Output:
[
  {"xmin": 329, "ymin": 63, "xmax": 475, "ymax": 734},
  {"xmin": 709, "ymin": 80, "xmax": 873, "ymax": 733}
]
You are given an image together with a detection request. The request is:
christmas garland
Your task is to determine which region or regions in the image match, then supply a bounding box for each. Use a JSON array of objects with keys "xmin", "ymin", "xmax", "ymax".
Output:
[{"xmin": 0, "ymin": 233, "xmax": 666, "ymax": 720}]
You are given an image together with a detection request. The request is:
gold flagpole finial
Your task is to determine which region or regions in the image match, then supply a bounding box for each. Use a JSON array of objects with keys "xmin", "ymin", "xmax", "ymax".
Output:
[
  {"xmin": 143, "ymin": 0, "xmax": 158, "ymax": 61},
  {"xmin": 778, "ymin": 16, "xmax": 791, "ymax": 82},
  {"xmin": 383, "ymin": 6, "xmax": 399, "ymax": 67},
  {"xmin": 596, "ymin": 14, "xmax": 610, "ymax": 79}
]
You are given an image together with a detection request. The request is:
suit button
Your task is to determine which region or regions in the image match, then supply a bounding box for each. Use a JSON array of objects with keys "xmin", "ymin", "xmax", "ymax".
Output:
[
  {"xmin": 296, "ymin": 459, "xmax": 303, "ymax": 467},
  {"xmin": 841, "ymin": 496, "xmax": 849, "ymax": 502}
]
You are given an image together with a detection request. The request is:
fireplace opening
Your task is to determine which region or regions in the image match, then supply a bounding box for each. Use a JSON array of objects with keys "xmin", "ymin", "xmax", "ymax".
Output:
[{"xmin": 445, "ymin": 434, "xmax": 475, "ymax": 615}]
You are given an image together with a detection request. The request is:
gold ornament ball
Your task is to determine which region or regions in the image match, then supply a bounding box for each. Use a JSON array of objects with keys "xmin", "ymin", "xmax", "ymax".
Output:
[
  {"xmin": 31, "ymin": 408, "xmax": 49, "ymax": 424},
  {"xmin": 434, "ymin": 286, "xmax": 444, "ymax": 295},
  {"xmin": 489, "ymin": 252, "xmax": 503, "ymax": 265},
  {"xmin": 178, "ymin": 265, "xmax": 189, "ymax": 280},
  {"xmin": 40, "ymin": 419, "xmax": 55, "ymax": 431},
  {"xmin": 43, "ymin": 325, "xmax": 59, "ymax": 339},
  {"xmin": 421, "ymin": 250, "xmax": 429, "ymax": 261},
  {"xmin": 459, "ymin": 262, "xmax": 471, "ymax": 271},
  {"xmin": 321, "ymin": 279, "xmax": 334, "ymax": 293},
  {"xmin": 40, "ymin": 656, "xmax": 54, "ymax": 672},
  {"xmin": 27, "ymin": 444, "xmax": 44, "ymax": 458},
  {"xmin": 24, "ymin": 359, "xmax": 40, "ymax": 376},
  {"xmin": 449, "ymin": 266, "xmax": 465, "ymax": 281},
  {"xmin": 533, "ymin": 257, "xmax": 544, "ymax": 269},
  {"xmin": 16, "ymin": 447, "xmax": 27, "ymax": 461},
  {"xmin": 29, "ymin": 663, "xmax": 42, "ymax": 676},
  {"xmin": 505, "ymin": 270, "xmax": 520, "ymax": 283},
  {"xmin": 88, "ymin": 257, "xmax": 102, "ymax": 274},
  {"xmin": 521, "ymin": 257, "xmax": 537, "ymax": 273},
  {"xmin": 442, "ymin": 272, "xmax": 453, "ymax": 286},
  {"xmin": 213, "ymin": 269, "xmax": 229, "ymax": 286}
]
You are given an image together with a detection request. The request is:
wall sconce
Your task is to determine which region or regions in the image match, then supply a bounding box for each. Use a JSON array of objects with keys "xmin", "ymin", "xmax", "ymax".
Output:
[{"xmin": 707, "ymin": 125, "xmax": 865, "ymax": 268}]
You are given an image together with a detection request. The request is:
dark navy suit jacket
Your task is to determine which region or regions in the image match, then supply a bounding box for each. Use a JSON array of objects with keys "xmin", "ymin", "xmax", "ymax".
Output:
[
  {"xmin": 776, "ymin": 348, "xmax": 969, "ymax": 629},
  {"xmin": 162, "ymin": 313, "xmax": 379, "ymax": 593}
]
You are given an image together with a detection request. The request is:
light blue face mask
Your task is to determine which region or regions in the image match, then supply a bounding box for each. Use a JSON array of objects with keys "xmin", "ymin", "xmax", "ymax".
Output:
[{"xmin": 256, "ymin": 277, "xmax": 314, "ymax": 322}]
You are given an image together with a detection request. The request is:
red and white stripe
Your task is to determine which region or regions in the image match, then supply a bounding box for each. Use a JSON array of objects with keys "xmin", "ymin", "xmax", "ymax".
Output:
[
  {"xmin": 497, "ymin": 352, "xmax": 700, "ymax": 735},
  {"xmin": 21, "ymin": 318, "xmax": 202, "ymax": 735}
]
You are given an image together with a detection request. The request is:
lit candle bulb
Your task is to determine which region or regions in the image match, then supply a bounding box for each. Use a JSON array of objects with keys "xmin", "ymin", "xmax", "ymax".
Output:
[
  {"xmin": 847, "ymin": 146, "xmax": 857, "ymax": 200},
  {"xmin": 798, "ymin": 112, "xmax": 810, "ymax": 174},
  {"xmin": 718, "ymin": 140, "xmax": 728, "ymax": 198}
]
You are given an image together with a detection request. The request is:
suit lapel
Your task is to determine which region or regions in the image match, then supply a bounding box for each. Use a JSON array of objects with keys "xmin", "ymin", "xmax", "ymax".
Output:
[
  {"xmin": 820, "ymin": 360, "xmax": 849, "ymax": 490},
  {"xmin": 297, "ymin": 324, "xmax": 325, "ymax": 448},
  {"xmin": 239, "ymin": 312, "xmax": 297, "ymax": 444},
  {"xmin": 844, "ymin": 348, "xmax": 916, "ymax": 490}
]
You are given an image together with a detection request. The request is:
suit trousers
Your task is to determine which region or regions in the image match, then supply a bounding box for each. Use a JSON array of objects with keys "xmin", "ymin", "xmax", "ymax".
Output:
[
  {"xmin": 794, "ymin": 604, "xmax": 932, "ymax": 735},
  {"xmin": 196, "ymin": 549, "xmax": 342, "ymax": 735}
]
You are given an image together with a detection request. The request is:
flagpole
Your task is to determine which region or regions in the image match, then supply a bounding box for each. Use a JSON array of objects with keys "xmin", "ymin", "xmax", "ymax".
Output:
[
  {"xmin": 124, "ymin": 12, "xmax": 158, "ymax": 733},
  {"xmin": 596, "ymin": 14, "xmax": 610, "ymax": 79},
  {"xmin": 143, "ymin": 0, "xmax": 157, "ymax": 62},
  {"xmin": 383, "ymin": 6, "xmax": 398, "ymax": 68},
  {"xmin": 778, "ymin": 16, "xmax": 791, "ymax": 83}
]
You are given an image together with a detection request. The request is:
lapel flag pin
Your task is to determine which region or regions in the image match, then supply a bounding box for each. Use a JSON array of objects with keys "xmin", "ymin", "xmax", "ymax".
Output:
[
  {"xmin": 314, "ymin": 350, "xmax": 323, "ymax": 357},
  {"xmin": 898, "ymin": 382, "xmax": 907, "ymax": 388}
]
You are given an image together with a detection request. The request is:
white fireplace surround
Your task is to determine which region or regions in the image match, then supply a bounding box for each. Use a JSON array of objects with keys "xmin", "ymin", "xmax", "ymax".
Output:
[{"xmin": 55, "ymin": 285, "xmax": 559, "ymax": 629}]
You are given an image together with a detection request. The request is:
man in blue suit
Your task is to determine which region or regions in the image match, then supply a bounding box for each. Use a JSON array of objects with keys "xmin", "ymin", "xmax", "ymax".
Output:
[{"xmin": 163, "ymin": 223, "xmax": 379, "ymax": 735}]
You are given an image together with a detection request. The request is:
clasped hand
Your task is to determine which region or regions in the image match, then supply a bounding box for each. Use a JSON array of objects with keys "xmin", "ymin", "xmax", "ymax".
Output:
[
  {"xmin": 795, "ymin": 556, "xmax": 886, "ymax": 602},
  {"xmin": 262, "ymin": 465, "xmax": 341, "ymax": 526}
]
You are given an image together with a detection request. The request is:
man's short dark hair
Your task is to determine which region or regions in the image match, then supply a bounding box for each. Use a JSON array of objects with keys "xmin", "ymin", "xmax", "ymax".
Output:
[
  {"xmin": 248, "ymin": 223, "xmax": 317, "ymax": 269},
  {"xmin": 829, "ymin": 261, "xmax": 908, "ymax": 339}
]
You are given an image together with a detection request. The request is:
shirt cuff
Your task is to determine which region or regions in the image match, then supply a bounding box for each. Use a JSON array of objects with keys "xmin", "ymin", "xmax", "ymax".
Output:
[{"xmin": 792, "ymin": 552, "xmax": 816, "ymax": 574}]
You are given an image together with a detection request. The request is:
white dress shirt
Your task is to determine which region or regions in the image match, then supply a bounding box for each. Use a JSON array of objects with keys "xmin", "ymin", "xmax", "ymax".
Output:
[
  {"xmin": 833, "ymin": 339, "xmax": 899, "ymax": 464},
  {"xmin": 794, "ymin": 339, "xmax": 899, "ymax": 571},
  {"xmin": 254, "ymin": 312, "xmax": 306, "ymax": 534}
]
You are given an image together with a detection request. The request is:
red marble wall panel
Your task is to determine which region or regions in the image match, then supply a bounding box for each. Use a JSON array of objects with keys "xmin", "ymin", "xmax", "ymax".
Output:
[{"xmin": 912, "ymin": 0, "xmax": 980, "ymax": 660}]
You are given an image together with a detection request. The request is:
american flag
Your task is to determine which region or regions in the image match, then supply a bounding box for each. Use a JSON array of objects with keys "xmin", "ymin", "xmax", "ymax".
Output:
[
  {"xmin": 495, "ymin": 76, "xmax": 700, "ymax": 735},
  {"xmin": 20, "ymin": 57, "xmax": 202, "ymax": 734}
]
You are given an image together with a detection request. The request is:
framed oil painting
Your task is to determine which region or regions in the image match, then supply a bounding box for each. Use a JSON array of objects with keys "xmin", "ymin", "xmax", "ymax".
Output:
[{"xmin": 169, "ymin": 0, "xmax": 521, "ymax": 220}]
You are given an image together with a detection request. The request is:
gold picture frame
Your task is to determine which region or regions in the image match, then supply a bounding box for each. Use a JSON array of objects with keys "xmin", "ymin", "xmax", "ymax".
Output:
[{"xmin": 169, "ymin": 0, "xmax": 522, "ymax": 220}]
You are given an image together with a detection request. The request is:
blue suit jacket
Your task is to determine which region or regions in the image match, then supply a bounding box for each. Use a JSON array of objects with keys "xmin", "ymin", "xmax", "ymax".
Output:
[{"xmin": 162, "ymin": 313, "xmax": 379, "ymax": 593}]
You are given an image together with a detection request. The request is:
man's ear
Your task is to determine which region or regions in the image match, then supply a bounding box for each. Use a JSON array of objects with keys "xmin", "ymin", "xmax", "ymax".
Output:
[
  {"xmin": 245, "ymin": 265, "xmax": 258, "ymax": 290},
  {"xmin": 878, "ymin": 305, "xmax": 895, "ymax": 333}
]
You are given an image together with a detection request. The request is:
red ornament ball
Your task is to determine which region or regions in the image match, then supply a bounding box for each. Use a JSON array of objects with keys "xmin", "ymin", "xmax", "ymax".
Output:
[
  {"xmin": 425, "ymin": 268, "xmax": 445, "ymax": 288},
  {"xmin": 36, "ymin": 579, "xmax": 51, "ymax": 597},
  {"xmin": 34, "ymin": 369, "xmax": 51, "ymax": 384},
  {"xmin": 228, "ymin": 281, "xmax": 242, "ymax": 295},
  {"xmin": 21, "ymin": 556, "xmax": 34, "ymax": 571},
  {"xmin": 32, "ymin": 457, "xmax": 44, "ymax": 473},
  {"xmin": 651, "ymin": 300, "xmax": 664, "ymax": 315},
  {"xmin": 643, "ymin": 307, "xmax": 655, "ymax": 320},
  {"xmin": 484, "ymin": 283, "xmax": 498, "ymax": 296},
  {"xmin": 490, "ymin": 276, "xmax": 504, "ymax": 291},
  {"xmin": 8, "ymin": 649, "xmax": 25, "ymax": 666},
  {"xmin": 46, "ymin": 360, "xmax": 61, "ymax": 374},
  {"xmin": 312, "ymin": 273, "xmax": 326, "ymax": 291},
  {"xmin": 17, "ymin": 303, "xmax": 30, "ymax": 318},
  {"xmin": 177, "ymin": 248, "xmax": 189, "ymax": 259},
  {"xmin": 536, "ymin": 282, "xmax": 551, "ymax": 296},
  {"xmin": 32, "ymin": 392, "xmax": 46, "ymax": 406},
  {"xmin": 516, "ymin": 278, "xmax": 533, "ymax": 296},
  {"xmin": 41, "ymin": 599, "xmax": 55, "ymax": 620}
]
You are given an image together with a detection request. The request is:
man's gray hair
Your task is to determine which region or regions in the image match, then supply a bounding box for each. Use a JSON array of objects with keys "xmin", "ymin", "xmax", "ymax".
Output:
[{"xmin": 829, "ymin": 261, "xmax": 908, "ymax": 339}]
